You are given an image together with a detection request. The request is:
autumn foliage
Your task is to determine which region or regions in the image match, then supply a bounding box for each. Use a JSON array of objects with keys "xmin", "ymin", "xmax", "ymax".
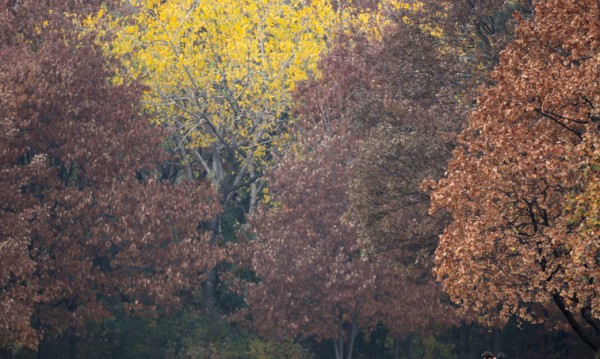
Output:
[
  {"xmin": 88, "ymin": 0, "xmax": 345, "ymax": 218},
  {"xmin": 429, "ymin": 0, "xmax": 599, "ymax": 351},
  {"xmin": 237, "ymin": 121, "xmax": 457, "ymax": 359},
  {"xmin": 1, "ymin": 0, "xmax": 598, "ymax": 357},
  {"xmin": 0, "ymin": 1, "xmax": 219, "ymax": 348}
]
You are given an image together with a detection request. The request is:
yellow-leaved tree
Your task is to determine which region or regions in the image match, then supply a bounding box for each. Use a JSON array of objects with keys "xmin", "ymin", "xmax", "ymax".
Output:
[
  {"xmin": 88, "ymin": 0, "xmax": 424, "ymax": 212},
  {"xmin": 86, "ymin": 0, "xmax": 351, "ymax": 311},
  {"xmin": 89, "ymin": 0, "xmax": 416, "ymax": 311},
  {"xmin": 90, "ymin": 0, "xmax": 342, "ymax": 214}
]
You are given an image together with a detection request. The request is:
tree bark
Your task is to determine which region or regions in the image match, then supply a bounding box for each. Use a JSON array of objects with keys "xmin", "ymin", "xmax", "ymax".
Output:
[
  {"xmin": 406, "ymin": 334, "xmax": 414, "ymax": 359},
  {"xmin": 553, "ymin": 293, "xmax": 600, "ymax": 353},
  {"xmin": 334, "ymin": 310, "xmax": 344, "ymax": 359},
  {"xmin": 346, "ymin": 314, "xmax": 358, "ymax": 359},
  {"xmin": 202, "ymin": 267, "xmax": 217, "ymax": 313},
  {"xmin": 178, "ymin": 147, "xmax": 194, "ymax": 181},
  {"xmin": 392, "ymin": 337, "xmax": 400, "ymax": 359}
]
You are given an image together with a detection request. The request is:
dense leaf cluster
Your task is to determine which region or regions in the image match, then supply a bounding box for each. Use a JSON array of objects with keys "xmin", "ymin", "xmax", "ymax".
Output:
[
  {"xmin": 1, "ymin": 0, "xmax": 597, "ymax": 358},
  {"xmin": 429, "ymin": 0, "xmax": 599, "ymax": 352},
  {"xmin": 0, "ymin": 0, "xmax": 219, "ymax": 348}
]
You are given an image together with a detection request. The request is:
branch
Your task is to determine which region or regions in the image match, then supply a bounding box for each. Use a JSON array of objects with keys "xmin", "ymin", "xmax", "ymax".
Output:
[
  {"xmin": 535, "ymin": 109, "xmax": 582, "ymax": 138},
  {"xmin": 222, "ymin": 173, "xmax": 262, "ymax": 199},
  {"xmin": 552, "ymin": 293, "xmax": 600, "ymax": 352},
  {"xmin": 151, "ymin": 10, "xmax": 241, "ymax": 160},
  {"xmin": 192, "ymin": 149, "xmax": 213, "ymax": 180},
  {"xmin": 581, "ymin": 307, "xmax": 600, "ymax": 336}
]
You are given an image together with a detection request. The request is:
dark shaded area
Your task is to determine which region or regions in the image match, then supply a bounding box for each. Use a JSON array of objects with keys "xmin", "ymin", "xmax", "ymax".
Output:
[{"xmin": 1, "ymin": 316, "xmax": 594, "ymax": 358}]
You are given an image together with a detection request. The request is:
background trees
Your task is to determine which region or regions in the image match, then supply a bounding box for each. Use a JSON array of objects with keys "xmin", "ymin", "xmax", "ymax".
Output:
[
  {"xmin": 0, "ymin": 0, "xmax": 219, "ymax": 350},
  {"xmin": 237, "ymin": 18, "xmax": 467, "ymax": 349},
  {"xmin": 237, "ymin": 122, "xmax": 372, "ymax": 359},
  {"xmin": 88, "ymin": 0, "xmax": 354, "ymax": 312},
  {"xmin": 428, "ymin": 0, "xmax": 599, "ymax": 353},
  {"xmin": 238, "ymin": 119, "xmax": 459, "ymax": 359},
  {"xmin": 92, "ymin": 0, "xmax": 342, "ymax": 215},
  {"xmin": 1, "ymin": 0, "xmax": 597, "ymax": 357}
]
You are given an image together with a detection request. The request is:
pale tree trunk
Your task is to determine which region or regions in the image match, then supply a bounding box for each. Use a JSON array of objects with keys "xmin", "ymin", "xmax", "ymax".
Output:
[
  {"xmin": 178, "ymin": 143, "xmax": 219, "ymax": 313},
  {"xmin": 332, "ymin": 309, "xmax": 360, "ymax": 359},
  {"xmin": 202, "ymin": 267, "xmax": 217, "ymax": 313},
  {"xmin": 334, "ymin": 340, "xmax": 342, "ymax": 359},
  {"xmin": 346, "ymin": 312, "xmax": 358, "ymax": 359},
  {"xmin": 248, "ymin": 168, "xmax": 261, "ymax": 216},
  {"xmin": 178, "ymin": 147, "xmax": 194, "ymax": 181},
  {"xmin": 200, "ymin": 209, "xmax": 219, "ymax": 313}
]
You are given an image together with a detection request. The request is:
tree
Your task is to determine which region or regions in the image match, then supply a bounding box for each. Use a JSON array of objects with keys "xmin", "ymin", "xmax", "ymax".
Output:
[
  {"xmin": 235, "ymin": 114, "xmax": 459, "ymax": 358},
  {"xmin": 85, "ymin": 0, "xmax": 357, "ymax": 312},
  {"xmin": 90, "ymin": 0, "xmax": 344, "ymax": 215},
  {"xmin": 339, "ymin": 0, "xmax": 538, "ymax": 260},
  {"xmin": 274, "ymin": 10, "xmax": 466, "ymax": 357},
  {"xmin": 293, "ymin": 0, "xmax": 467, "ymax": 258},
  {"xmin": 0, "ymin": 1, "xmax": 219, "ymax": 350},
  {"xmin": 237, "ymin": 123, "xmax": 373, "ymax": 359},
  {"xmin": 89, "ymin": 0, "xmax": 422, "ymax": 313},
  {"xmin": 428, "ymin": 0, "xmax": 600, "ymax": 353}
]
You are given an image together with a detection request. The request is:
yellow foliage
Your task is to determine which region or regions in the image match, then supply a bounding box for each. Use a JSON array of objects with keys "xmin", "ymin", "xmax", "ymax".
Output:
[
  {"xmin": 86, "ymin": 0, "xmax": 419, "ymax": 191},
  {"xmin": 89, "ymin": 0, "xmax": 346, "ymax": 173}
]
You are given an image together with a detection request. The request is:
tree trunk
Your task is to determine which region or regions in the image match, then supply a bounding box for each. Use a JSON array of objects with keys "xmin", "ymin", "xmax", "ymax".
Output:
[
  {"xmin": 406, "ymin": 334, "xmax": 414, "ymax": 359},
  {"xmin": 334, "ymin": 310, "xmax": 344, "ymax": 359},
  {"xmin": 457, "ymin": 325, "xmax": 469, "ymax": 359},
  {"xmin": 553, "ymin": 293, "xmax": 600, "ymax": 353},
  {"xmin": 248, "ymin": 170, "xmax": 259, "ymax": 216},
  {"xmin": 392, "ymin": 337, "xmax": 400, "ymax": 359},
  {"xmin": 334, "ymin": 340, "xmax": 342, "ymax": 359},
  {"xmin": 346, "ymin": 316, "xmax": 358, "ymax": 359},
  {"xmin": 202, "ymin": 267, "xmax": 217, "ymax": 313},
  {"xmin": 519, "ymin": 325, "xmax": 528, "ymax": 359},
  {"xmin": 493, "ymin": 326, "xmax": 501, "ymax": 354},
  {"xmin": 178, "ymin": 147, "xmax": 194, "ymax": 181},
  {"xmin": 462, "ymin": 324, "xmax": 477, "ymax": 359},
  {"xmin": 68, "ymin": 332, "xmax": 77, "ymax": 359}
]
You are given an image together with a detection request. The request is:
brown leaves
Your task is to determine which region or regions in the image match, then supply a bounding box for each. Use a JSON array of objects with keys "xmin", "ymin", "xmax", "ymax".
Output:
[
  {"xmin": 236, "ymin": 5, "xmax": 472, "ymax": 346},
  {"xmin": 0, "ymin": 1, "xmax": 220, "ymax": 348},
  {"xmin": 429, "ymin": 0, "xmax": 600, "ymax": 343},
  {"xmin": 239, "ymin": 122, "xmax": 369, "ymax": 341},
  {"xmin": 235, "ymin": 115, "xmax": 459, "ymax": 347}
]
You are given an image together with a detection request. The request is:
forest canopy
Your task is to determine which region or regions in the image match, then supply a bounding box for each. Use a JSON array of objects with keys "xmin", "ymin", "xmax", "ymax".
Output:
[{"xmin": 1, "ymin": 0, "xmax": 597, "ymax": 358}]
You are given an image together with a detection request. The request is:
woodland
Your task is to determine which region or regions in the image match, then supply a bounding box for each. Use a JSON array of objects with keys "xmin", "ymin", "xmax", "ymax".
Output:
[{"xmin": 0, "ymin": 0, "xmax": 598, "ymax": 358}]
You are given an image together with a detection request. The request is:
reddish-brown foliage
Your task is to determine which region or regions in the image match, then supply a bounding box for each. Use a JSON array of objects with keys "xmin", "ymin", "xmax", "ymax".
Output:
[
  {"xmin": 428, "ymin": 0, "xmax": 599, "ymax": 351},
  {"xmin": 235, "ymin": 116, "xmax": 458, "ymax": 358},
  {"xmin": 0, "ymin": 1, "xmax": 220, "ymax": 348},
  {"xmin": 237, "ymin": 123, "xmax": 372, "ymax": 359},
  {"xmin": 234, "ymin": 9, "xmax": 467, "ymax": 357}
]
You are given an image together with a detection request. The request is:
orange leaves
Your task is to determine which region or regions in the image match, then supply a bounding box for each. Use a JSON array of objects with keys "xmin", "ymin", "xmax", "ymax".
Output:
[{"xmin": 429, "ymin": 0, "xmax": 600, "ymax": 342}]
